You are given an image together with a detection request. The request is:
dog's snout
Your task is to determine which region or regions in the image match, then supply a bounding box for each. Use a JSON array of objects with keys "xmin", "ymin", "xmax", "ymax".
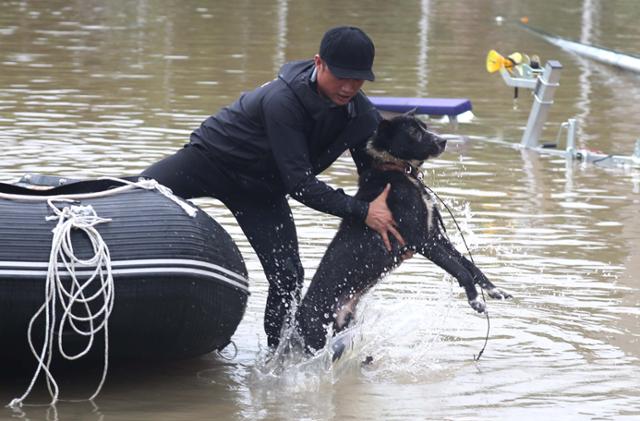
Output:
[{"xmin": 427, "ymin": 132, "xmax": 447, "ymax": 154}]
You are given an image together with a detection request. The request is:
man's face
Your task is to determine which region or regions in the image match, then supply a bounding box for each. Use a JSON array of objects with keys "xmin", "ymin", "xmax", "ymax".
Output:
[{"xmin": 314, "ymin": 55, "xmax": 365, "ymax": 106}]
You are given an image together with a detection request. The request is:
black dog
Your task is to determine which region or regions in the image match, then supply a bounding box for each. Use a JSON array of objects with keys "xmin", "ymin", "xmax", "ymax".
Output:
[{"xmin": 294, "ymin": 112, "xmax": 512, "ymax": 353}]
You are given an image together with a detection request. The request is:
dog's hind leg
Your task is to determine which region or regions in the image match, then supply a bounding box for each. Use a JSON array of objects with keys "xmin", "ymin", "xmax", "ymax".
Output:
[
  {"xmin": 295, "ymin": 293, "xmax": 335, "ymax": 352},
  {"xmin": 333, "ymin": 288, "xmax": 367, "ymax": 332}
]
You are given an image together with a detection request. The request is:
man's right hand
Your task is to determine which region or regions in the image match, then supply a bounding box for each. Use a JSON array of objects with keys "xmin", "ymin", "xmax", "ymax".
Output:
[{"xmin": 365, "ymin": 184, "xmax": 406, "ymax": 252}]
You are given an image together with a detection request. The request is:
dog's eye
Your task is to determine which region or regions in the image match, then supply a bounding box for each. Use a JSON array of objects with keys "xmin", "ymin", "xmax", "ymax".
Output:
[
  {"xmin": 410, "ymin": 122, "xmax": 426, "ymax": 137},
  {"xmin": 408, "ymin": 126, "xmax": 421, "ymax": 137}
]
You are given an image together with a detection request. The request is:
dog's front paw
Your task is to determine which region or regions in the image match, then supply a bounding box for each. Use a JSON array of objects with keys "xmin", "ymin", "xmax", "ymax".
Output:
[
  {"xmin": 486, "ymin": 287, "xmax": 512, "ymax": 300},
  {"xmin": 468, "ymin": 298, "xmax": 486, "ymax": 313}
]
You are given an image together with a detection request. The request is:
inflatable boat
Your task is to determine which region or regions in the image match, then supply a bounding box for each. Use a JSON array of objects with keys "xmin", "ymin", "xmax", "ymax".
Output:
[{"xmin": 0, "ymin": 176, "xmax": 249, "ymax": 362}]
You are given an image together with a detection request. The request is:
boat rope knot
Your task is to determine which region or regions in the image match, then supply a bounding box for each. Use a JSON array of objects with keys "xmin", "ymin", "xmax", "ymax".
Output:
[
  {"xmin": 105, "ymin": 177, "xmax": 198, "ymax": 217},
  {"xmin": 7, "ymin": 200, "xmax": 114, "ymax": 409},
  {"xmin": 0, "ymin": 176, "xmax": 198, "ymax": 218}
]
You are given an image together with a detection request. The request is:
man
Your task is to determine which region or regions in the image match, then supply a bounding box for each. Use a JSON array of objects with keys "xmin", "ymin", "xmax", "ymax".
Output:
[{"xmin": 142, "ymin": 26, "xmax": 404, "ymax": 348}]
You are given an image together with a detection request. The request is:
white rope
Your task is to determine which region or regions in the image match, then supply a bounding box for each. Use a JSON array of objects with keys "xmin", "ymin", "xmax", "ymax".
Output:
[
  {"xmin": 215, "ymin": 340, "xmax": 238, "ymax": 361},
  {"xmin": 7, "ymin": 200, "xmax": 114, "ymax": 408},
  {"xmin": 2, "ymin": 176, "xmax": 196, "ymax": 408},
  {"xmin": 101, "ymin": 177, "xmax": 198, "ymax": 217},
  {"xmin": 0, "ymin": 177, "xmax": 198, "ymax": 218}
]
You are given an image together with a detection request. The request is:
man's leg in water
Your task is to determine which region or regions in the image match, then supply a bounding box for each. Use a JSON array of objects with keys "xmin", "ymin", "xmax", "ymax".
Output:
[
  {"xmin": 142, "ymin": 145, "xmax": 304, "ymax": 348},
  {"xmin": 225, "ymin": 195, "xmax": 304, "ymax": 349}
]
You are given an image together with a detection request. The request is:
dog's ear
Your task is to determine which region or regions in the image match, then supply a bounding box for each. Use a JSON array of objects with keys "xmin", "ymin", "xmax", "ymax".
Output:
[
  {"xmin": 371, "ymin": 118, "xmax": 393, "ymax": 149},
  {"xmin": 403, "ymin": 108, "xmax": 418, "ymax": 117},
  {"xmin": 376, "ymin": 118, "xmax": 395, "ymax": 140},
  {"xmin": 377, "ymin": 118, "xmax": 392, "ymax": 131}
]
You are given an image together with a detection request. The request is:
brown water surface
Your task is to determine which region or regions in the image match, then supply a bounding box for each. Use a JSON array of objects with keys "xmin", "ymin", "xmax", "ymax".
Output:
[{"xmin": 1, "ymin": 1, "xmax": 639, "ymax": 420}]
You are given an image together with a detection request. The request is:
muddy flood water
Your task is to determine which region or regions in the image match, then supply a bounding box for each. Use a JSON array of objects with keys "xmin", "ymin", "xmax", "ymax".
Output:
[{"xmin": 1, "ymin": 0, "xmax": 639, "ymax": 420}]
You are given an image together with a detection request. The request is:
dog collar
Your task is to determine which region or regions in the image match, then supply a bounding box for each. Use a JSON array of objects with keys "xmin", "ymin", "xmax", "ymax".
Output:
[
  {"xmin": 373, "ymin": 161, "xmax": 425, "ymax": 182},
  {"xmin": 405, "ymin": 164, "xmax": 425, "ymax": 181}
]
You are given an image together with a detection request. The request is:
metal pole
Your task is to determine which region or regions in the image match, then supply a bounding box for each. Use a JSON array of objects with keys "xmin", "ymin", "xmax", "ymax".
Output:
[
  {"xmin": 565, "ymin": 118, "xmax": 577, "ymax": 157},
  {"xmin": 521, "ymin": 60, "xmax": 563, "ymax": 148}
]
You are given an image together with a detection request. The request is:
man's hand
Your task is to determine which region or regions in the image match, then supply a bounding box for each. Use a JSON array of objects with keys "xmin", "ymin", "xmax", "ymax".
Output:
[{"xmin": 365, "ymin": 184, "xmax": 406, "ymax": 252}]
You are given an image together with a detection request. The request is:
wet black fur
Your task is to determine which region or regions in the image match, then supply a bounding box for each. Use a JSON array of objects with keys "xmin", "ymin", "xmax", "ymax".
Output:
[{"xmin": 294, "ymin": 113, "xmax": 511, "ymax": 352}]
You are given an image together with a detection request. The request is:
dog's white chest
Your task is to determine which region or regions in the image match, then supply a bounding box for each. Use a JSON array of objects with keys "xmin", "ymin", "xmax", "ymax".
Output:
[{"xmin": 407, "ymin": 176, "xmax": 436, "ymax": 232}]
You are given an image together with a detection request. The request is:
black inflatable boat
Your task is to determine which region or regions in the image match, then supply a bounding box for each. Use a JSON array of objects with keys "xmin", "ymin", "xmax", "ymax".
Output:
[{"xmin": 0, "ymin": 176, "xmax": 249, "ymax": 362}]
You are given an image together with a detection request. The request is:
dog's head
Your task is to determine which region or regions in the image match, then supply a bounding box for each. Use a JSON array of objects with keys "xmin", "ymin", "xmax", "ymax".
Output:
[{"xmin": 367, "ymin": 111, "xmax": 447, "ymax": 165}]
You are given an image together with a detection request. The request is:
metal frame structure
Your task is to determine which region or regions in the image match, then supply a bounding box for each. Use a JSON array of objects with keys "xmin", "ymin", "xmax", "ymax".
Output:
[{"xmin": 498, "ymin": 60, "xmax": 640, "ymax": 168}]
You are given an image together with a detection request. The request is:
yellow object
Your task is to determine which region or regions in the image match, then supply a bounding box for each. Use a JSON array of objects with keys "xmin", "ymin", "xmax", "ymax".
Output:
[
  {"xmin": 486, "ymin": 50, "xmax": 510, "ymax": 73},
  {"xmin": 486, "ymin": 50, "xmax": 525, "ymax": 73}
]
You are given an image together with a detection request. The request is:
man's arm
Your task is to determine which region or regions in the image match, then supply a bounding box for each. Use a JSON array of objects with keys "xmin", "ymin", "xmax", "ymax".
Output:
[
  {"xmin": 263, "ymin": 93, "xmax": 370, "ymax": 220},
  {"xmin": 263, "ymin": 94, "xmax": 404, "ymax": 250}
]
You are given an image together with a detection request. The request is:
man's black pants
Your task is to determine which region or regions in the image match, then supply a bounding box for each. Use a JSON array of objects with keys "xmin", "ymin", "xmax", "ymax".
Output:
[{"xmin": 141, "ymin": 144, "xmax": 304, "ymax": 348}]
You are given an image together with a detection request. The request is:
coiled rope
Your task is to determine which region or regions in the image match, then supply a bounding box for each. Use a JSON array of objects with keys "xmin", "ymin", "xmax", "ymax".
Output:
[
  {"xmin": 4, "ymin": 177, "xmax": 197, "ymax": 408},
  {"xmin": 8, "ymin": 200, "xmax": 114, "ymax": 408}
]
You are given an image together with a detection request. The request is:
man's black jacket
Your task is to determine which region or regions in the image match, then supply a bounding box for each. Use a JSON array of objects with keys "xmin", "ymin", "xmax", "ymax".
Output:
[{"xmin": 190, "ymin": 59, "xmax": 381, "ymax": 221}]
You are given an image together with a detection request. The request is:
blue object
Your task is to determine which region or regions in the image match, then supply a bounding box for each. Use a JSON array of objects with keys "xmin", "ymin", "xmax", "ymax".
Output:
[{"xmin": 369, "ymin": 96, "xmax": 472, "ymax": 117}]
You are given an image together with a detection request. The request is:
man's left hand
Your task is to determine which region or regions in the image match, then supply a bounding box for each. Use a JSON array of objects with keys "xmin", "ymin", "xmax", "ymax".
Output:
[{"xmin": 365, "ymin": 183, "xmax": 405, "ymax": 252}]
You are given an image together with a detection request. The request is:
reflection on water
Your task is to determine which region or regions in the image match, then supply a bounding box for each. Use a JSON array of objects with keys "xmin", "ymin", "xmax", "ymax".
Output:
[
  {"xmin": 416, "ymin": 0, "xmax": 431, "ymax": 97},
  {"xmin": 573, "ymin": 0, "xmax": 598, "ymax": 149},
  {"xmin": 2, "ymin": 0, "xmax": 640, "ymax": 419}
]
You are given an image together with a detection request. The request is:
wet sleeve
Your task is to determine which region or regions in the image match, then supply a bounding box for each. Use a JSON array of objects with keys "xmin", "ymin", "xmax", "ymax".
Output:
[{"xmin": 262, "ymin": 94, "xmax": 369, "ymax": 221}]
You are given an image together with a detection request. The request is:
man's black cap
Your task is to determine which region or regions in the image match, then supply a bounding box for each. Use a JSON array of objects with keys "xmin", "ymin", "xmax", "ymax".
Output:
[{"xmin": 319, "ymin": 26, "xmax": 375, "ymax": 81}]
